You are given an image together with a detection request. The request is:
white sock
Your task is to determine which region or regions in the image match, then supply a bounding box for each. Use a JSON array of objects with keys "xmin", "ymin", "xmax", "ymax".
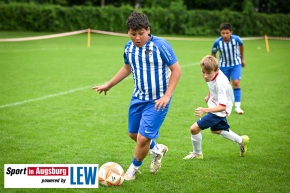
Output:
[
  {"xmin": 150, "ymin": 140, "xmax": 160, "ymax": 154},
  {"xmin": 151, "ymin": 144, "xmax": 159, "ymax": 152},
  {"xmin": 129, "ymin": 163, "xmax": 140, "ymax": 170},
  {"xmin": 235, "ymin": 102, "xmax": 241, "ymax": 108},
  {"xmin": 191, "ymin": 133, "xmax": 202, "ymax": 154},
  {"xmin": 220, "ymin": 130, "xmax": 242, "ymax": 143}
]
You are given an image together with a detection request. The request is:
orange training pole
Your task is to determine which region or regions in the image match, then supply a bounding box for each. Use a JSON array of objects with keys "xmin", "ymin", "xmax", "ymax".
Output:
[
  {"xmin": 264, "ymin": 35, "xmax": 270, "ymax": 52},
  {"xmin": 88, "ymin": 28, "xmax": 91, "ymax": 48}
]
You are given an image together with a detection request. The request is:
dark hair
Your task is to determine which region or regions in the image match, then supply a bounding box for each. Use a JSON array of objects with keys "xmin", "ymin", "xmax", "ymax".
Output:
[
  {"xmin": 220, "ymin": 23, "xmax": 232, "ymax": 31},
  {"xmin": 126, "ymin": 12, "xmax": 149, "ymax": 30}
]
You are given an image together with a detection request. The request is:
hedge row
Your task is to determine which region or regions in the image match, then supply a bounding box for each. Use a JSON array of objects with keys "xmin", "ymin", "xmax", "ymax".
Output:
[{"xmin": 0, "ymin": 3, "xmax": 289, "ymax": 36}]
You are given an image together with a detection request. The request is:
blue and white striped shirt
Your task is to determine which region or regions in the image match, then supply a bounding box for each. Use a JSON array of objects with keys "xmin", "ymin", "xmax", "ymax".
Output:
[
  {"xmin": 124, "ymin": 35, "xmax": 178, "ymax": 101},
  {"xmin": 211, "ymin": 35, "xmax": 243, "ymax": 67}
]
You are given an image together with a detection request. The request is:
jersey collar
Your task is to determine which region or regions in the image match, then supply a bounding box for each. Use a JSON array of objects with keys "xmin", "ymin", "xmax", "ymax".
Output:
[{"xmin": 211, "ymin": 72, "xmax": 219, "ymax": 81}]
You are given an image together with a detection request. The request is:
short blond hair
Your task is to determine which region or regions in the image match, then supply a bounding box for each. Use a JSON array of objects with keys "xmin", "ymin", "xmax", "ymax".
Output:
[{"xmin": 200, "ymin": 55, "xmax": 219, "ymax": 72}]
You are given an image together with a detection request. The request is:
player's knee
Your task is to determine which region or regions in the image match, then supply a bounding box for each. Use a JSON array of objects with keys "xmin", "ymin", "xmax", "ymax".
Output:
[
  {"xmin": 128, "ymin": 133, "xmax": 137, "ymax": 141},
  {"xmin": 136, "ymin": 134, "xmax": 151, "ymax": 146},
  {"xmin": 211, "ymin": 130, "xmax": 221, "ymax": 134},
  {"xmin": 232, "ymin": 80, "xmax": 240, "ymax": 87},
  {"xmin": 190, "ymin": 123, "xmax": 200, "ymax": 134}
]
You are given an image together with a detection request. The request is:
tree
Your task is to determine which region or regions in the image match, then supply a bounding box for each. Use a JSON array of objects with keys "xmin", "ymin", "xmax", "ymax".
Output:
[
  {"xmin": 253, "ymin": 0, "xmax": 290, "ymax": 13},
  {"xmin": 2, "ymin": 0, "xmax": 289, "ymax": 13}
]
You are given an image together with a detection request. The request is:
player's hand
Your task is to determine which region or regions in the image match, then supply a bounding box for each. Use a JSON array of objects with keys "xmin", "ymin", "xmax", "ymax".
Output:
[
  {"xmin": 241, "ymin": 59, "xmax": 246, "ymax": 68},
  {"xmin": 92, "ymin": 84, "xmax": 110, "ymax": 95},
  {"xmin": 195, "ymin": 107, "xmax": 205, "ymax": 117},
  {"xmin": 154, "ymin": 95, "xmax": 170, "ymax": 111}
]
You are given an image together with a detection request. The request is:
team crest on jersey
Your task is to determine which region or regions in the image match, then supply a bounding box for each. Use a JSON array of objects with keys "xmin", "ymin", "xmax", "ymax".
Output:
[{"xmin": 145, "ymin": 49, "xmax": 152, "ymax": 57}]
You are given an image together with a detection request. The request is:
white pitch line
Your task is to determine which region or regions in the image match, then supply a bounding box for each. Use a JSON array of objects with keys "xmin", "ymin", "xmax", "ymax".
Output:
[
  {"xmin": 0, "ymin": 63, "xmax": 199, "ymax": 109},
  {"xmin": 0, "ymin": 86, "xmax": 90, "ymax": 109}
]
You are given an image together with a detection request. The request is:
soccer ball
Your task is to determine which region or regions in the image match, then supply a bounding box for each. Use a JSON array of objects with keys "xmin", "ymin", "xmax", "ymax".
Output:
[{"xmin": 98, "ymin": 162, "xmax": 125, "ymax": 186}]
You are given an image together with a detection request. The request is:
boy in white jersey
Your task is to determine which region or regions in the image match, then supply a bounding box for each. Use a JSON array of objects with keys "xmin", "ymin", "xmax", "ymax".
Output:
[
  {"xmin": 183, "ymin": 55, "xmax": 249, "ymax": 160},
  {"xmin": 211, "ymin": 23, "xmax": 246, "ymax": 114},
  {"xmin": 92, "ymin": 12, "xmax": 181, "ymax": 180}
]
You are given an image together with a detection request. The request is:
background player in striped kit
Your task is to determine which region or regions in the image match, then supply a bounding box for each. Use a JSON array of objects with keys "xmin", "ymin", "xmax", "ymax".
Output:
[
  {"xmin": 211, "ymin": 23, "xmax": 246, "ymax": 114},
  {"xmin": 92, "ymin": 12, "xmax": 181, "ymax": 180}
]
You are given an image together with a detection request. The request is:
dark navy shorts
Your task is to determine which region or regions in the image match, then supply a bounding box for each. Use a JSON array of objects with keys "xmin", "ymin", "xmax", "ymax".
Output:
[
  {"xmin": 197, "ymin": 113, "xmax": 230, "ymax": 131},
  {"xmin": 128, "ymin": 97, "xmax": 171, "ymax": 139}
]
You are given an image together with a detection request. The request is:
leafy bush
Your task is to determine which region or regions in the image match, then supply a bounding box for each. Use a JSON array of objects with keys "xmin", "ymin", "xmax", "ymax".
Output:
[{"xmin": 0, "ymin": 3, "xmax": 289, "ymax": 36}]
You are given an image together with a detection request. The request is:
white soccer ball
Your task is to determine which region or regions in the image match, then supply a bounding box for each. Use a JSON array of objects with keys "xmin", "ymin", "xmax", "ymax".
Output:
[{"xmin": 98, "ymin": 162, "xmax": 125, "ymax": 186}]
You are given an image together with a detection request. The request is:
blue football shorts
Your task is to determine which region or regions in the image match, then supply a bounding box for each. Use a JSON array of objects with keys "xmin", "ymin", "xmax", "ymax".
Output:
[
  {"xmin": 220, "ymin": 64, "xmax": 242, "ymax": 81},
  {"xmin": 128, "ymin": 97, "xmax": 171, "ymax": 139},
  {"xmin": 197, "ymin": 113, "xmax": 230, "ymax": 131}
]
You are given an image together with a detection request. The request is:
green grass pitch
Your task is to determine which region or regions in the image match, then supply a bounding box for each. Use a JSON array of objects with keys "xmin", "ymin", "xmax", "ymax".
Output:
[{"xmin": 0, "ymin": 32, "xmax": 289, "ymax": 193}]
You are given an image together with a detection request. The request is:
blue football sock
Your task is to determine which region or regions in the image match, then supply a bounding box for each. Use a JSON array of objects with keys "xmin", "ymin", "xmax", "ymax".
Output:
[
  {"xmin": 234, "ymin": 88, "xmax": 241, "ymax": 102},
  {"xmin": 132, "ymin": 158, "xmax": 142, "ymax": 167}
]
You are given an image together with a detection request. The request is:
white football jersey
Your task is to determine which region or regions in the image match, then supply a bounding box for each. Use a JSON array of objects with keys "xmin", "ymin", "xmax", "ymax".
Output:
[{"xmin": 207, "ymin": 70, "xmax": 234, "ymax": 117}]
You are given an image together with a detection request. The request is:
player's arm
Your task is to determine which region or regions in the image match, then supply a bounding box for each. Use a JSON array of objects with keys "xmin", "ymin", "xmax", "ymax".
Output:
[
  {"xmin": 211, "ymin": 41, "xmax": 219, "ymax": 58},
  {"xmin": 196, "ymin": 84, "xmax": 228, "ymax": 116},
  {"xmin": 106, "ymin": 64, "xmax": 131, "ymax": 87},
  {"xmin": 154, "ymin": 62, "xmax": 181, "ymax": 111},
  {"xmin": 195, "ymin": 104, "xmax": 226, "ymax": 117},
  {"xmin": 92, "ymin": 64, "xmax": 131, "ymax": 95},
  {"xmin": 166, "ymin": 62, "xmax": 181, "ymax": 97},
  {"xmin": 204, "ymin": 92, "xmax": 210, "ymax": 102},
  {"xmin": 239, "ymin": 45, "xmax": 246, "ymax": 67}
]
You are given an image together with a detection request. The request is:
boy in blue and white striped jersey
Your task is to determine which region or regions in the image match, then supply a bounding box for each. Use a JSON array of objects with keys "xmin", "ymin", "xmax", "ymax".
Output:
[
  {"xmin": 211, "ymin": 23, "xmax": 246, "ymax": 114},
  {"xmin": 92, "ymin": 12, "xmax": 181, "ymax": 181}
]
